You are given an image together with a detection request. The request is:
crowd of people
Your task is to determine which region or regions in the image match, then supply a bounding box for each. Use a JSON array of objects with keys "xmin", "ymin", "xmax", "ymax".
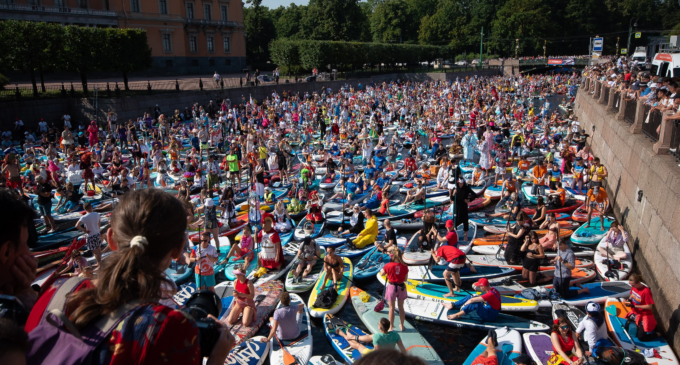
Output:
[{"xmin": 0, "ymin": 66, "xmax": 667, "ymax": 365}]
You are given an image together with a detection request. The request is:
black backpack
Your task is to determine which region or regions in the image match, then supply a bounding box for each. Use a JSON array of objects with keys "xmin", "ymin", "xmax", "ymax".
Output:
[
  {"xmin": 598, "ymin": 347, "xmax": 647, "ymax": 365},
  {"xmin": 314, "ymin": 287, "xmax": 338, "ymax": 309}
]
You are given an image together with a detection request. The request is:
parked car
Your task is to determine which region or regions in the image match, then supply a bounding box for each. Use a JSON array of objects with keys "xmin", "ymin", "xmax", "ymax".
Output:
[{"xmin": 256, "ymin": 75, "xmax": 274, "ymax": 83}]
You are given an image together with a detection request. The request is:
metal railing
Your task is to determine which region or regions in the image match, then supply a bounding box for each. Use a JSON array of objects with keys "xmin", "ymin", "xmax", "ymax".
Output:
[
  {"xmin": 612, "ymin": 91, "xmax": 621, "ymax": 113},
  {"xmin": 0, "ymin": 3, "xmax": 116, "ymax": 16},
  {"xmin": 670, "ymin": 120, "xmax": 680, "ymax": 160},
  {"xmin": 603, "ymin": 86, "xmax": 610, "ymax": 103},
  {"xmin": 641, "ymin": 107, "xmax": 662, "ymax": 142},
  {"xmin": 624, "ymin": 97, "xmax": 636, "ymax": 124}
]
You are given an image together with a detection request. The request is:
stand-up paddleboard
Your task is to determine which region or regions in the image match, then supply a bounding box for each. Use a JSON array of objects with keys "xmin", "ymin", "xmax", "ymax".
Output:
[
  {"xmin": 466, "ymin": 255, "xmax": 594, "ymax": 271},
  {"xmin": 323, "ymin": 314, "xmax": 373, "ymax": 363},
  {"xmin": 472, "ymin": 230, "xmax": 573, "ymax": 246},
  {"xmin": 308, "ymin": 257, "xmax": 353, "ymax": 318},
  {"xmin": 571, "ymin": 217, "xmax": 615, "ymax": 245},
  {"xmin": 469, "ymin": 212, "xmax": 569, "ymax": 227},
  {"xmin": 349, "ymin": 287, "xmax": 444, "ymax": 365},
  {"xmin": 571, "ymin": 204, "xmax": 601, "ymax": 222},
  {"xmin": 377, "ymin": 274, "xmax": 538, "ymax": 312},
  {"xmin": 482, "ymin": 220, "xmax": 580, "ymax": 234},
  {"xmin": 309, "ymin": 355, "xmax": 341, "ymax": 365},
  {"xmin": 224, "ymin": 336, "xmax": 271, "ymax": 365},
  {"xmin": 463, "ymin": 328, "xmax": 522, "ymax": 365},
  {"xmin": 222, "ymin": 280, "xmax": 283, "ymax": 346},
  {"xmin": 520, "ymin": 281, "xmax": 632, "ymax": 308},
  {"xmin": 522, "ymin": 332, "xmax": 553, "ymax": 365},
  {"xmin": 485, "ymin": 268, "xmax": 598, "ymax": 295},
  {"xmin": 294, "ymin": 213, "xmax": 327, "ymax": 241},
  {"xmin": 270, "ymin": 293, "xmax": 312, "ymax": 365},
  {"xmin": 605, "ymin": 298, "xmax": 679, "ymax": 365},
  {"xmin": 398, "ymin": 298, "xmax": 550, "ymax": 332},
  {"xmin": 285, "ymin": 247, "xmax": 326, "ymax": 293},
  {"xmin": 471, "ymin": 244, "xmax": 595, "ymax": 258},
  {"xmin": 593, "ymin": 236, "xmax": 632, "ymax": 281},
  {"xmin": 407, "ymin": 264, "xmax": 516, "ymax": 283}
]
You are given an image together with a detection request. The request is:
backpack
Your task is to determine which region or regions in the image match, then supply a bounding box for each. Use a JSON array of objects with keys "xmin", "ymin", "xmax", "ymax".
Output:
[
  {"xmin": 598, "ymin": 347, "xmax": 648, "ymax": 365},
  {"xmin": 27, "ymin": 277, "xmax": 143, "ymax": 365},
  {"xmin": 314, "ymin": 286, "xmax": 338, "ymax": 309}
]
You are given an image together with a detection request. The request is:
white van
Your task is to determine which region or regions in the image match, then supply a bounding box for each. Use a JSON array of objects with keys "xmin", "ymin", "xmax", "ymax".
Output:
[
  {"xmin": 631, "ymin": 47, "xmax": 647, "ymax": 65},
  {"xmin": 650, "ymin": 52, "xmax": 680, "ymax": 78}
]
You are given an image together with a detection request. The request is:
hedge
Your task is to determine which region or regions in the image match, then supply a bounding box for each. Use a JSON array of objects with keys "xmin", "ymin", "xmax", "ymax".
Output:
[{"xmin": 269, "ymin": 39, "xmax": 451, "ymax": 71}]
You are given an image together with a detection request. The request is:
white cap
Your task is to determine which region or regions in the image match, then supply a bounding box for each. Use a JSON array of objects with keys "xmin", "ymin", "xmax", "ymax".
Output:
[
  {"xmin": 586, "ymin": 302, "xmax": 600, "ymax": 313},
  {"xmin": 649, "ymin": 83, "xmax": 658, "ymax": 88},
  {"xmin": 204, "ymin": 198, "xmax": 214, "ymax": 207}
]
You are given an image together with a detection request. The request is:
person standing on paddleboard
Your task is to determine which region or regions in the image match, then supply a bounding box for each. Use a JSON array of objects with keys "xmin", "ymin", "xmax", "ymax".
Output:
[
  {"xmin": 431, "ymin": 244, "xmax": 468, "ymax": 297},
  {"xmin": 551, "ymin": 240, "xmax": 590, "ymax": 299},
  {"xmin": 444, "ymin": 278, "xmax": 501, "ymax": 321},
  {"xmin": 190, "ymin": 231, "xmax": 219, "ymax": 292},
  {"xmin": 380, "ymin": 247, "xmax": 408, "ymax": 332}
]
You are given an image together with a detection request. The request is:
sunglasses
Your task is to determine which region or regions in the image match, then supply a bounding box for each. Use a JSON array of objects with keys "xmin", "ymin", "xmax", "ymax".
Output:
[
  {"xmin": 201, "ymin": 239, "xmax": 210, "ymax": 242},
  {"xmin": 560, "ymin": 325, "xmax": 569, "ymax": 330}
]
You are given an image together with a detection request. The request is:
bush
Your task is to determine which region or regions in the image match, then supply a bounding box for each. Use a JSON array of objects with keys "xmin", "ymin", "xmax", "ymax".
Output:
[{"xmin": 0, "ymin": 74, "xmax": 9, "ymax": 90}]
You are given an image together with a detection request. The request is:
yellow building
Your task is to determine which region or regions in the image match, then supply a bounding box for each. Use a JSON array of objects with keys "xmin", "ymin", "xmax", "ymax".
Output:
[{"xmin": 0, "ymin": 0, "xmax": 246, "ymax": 74}]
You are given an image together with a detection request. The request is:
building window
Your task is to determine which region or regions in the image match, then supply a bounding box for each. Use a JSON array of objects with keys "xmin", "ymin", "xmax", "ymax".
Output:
[
  {"xmin": 191, "ymin": 59, "xmax": 199, "ymax": 67},
  {"xmin": 103, "ymin": 0, "xmax": 109, "ymax": 10},
  {"xmin": 79, "ymin": 0, "xmax": 87, "ymax": 8},
  {"xmin": 209, "ymin": 59, "xmax": 215, "ymax": 66},
  {"xmin": 162, "ymin": 34, "xmax": 172, "ymax": 52},
  {"xmin": 159, "ymin": 0, "xmax": 167, "ymax": 14},
  {"xmin": 225, "ymin": 59, "xmax": 231, "ymax": 66},
  {"xmin": 204, "ymin": 4, "xmax": 211, "ymax": 20},
  {"xmin": 165, "ymin": 60, "xmax": 173, "ymax": 68},
  {"xmin": 189, "ymin": 36, "xmax": 198, "ymax": 53},
  {"xmin": 207, "ymin": 36, "xmax": 215, "ymax": 53},
  {"xmin": 223, "ymin": 36, "xmax": 230, "ymax": 53},
  {"xmin": 220, "ymin": 5, "xmax": 228, "ymax": 21},
  {"xmin": 130, "ymin": 0, "xmax": 140, "ymax": 12},
  {"xmin": 186, "ymin": 3, "xmax": 194, "ymax": 19},
  {"xmin": 55, "ymin": 0, "xmax": 65, "ymax": 8}
]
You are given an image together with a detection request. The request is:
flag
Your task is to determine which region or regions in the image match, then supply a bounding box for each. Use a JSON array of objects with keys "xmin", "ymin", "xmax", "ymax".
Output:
[{"xmin": 249, "ymin": 94, "xmax": 253, "ymax": 106}]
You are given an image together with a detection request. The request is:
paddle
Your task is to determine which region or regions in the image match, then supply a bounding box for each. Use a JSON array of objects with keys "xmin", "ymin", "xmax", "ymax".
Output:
[
  {"xmin": 605, "ymin": 299, "xmax": 638, "ymax": 351},
  {"xmin": 273, "ymin": 333, "xmax": 298, "ymax": 365}
]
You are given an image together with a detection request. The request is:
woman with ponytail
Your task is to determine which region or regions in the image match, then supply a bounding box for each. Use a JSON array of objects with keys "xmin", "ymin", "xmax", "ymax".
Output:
[
  {"xmin": 26, "ymin": 189, "xmax": 234, "ymax": 365},
  {"xmin": 379, "ymin": 247, "xmax": 408, "ymax": 332}
]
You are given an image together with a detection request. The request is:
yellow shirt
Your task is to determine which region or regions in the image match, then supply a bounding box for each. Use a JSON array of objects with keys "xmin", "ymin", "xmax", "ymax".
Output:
[{"xmin": 258, "ymin": 146, "xmax": 268, "ymax": 160}]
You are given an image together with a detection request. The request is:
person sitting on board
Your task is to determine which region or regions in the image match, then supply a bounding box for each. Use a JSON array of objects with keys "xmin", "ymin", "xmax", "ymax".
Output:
[
  {"xmin": 584, "ymin": 186, "xmax": 609, "ymax": 231},
  {"xmin": 334, "ymin": 318, "xmax": 407, "ymax": 355},
  {"xmin": 260, "ymin": 292, "xmax": 304, "ymax": 343},
  {"xmin": 623, "ymin": 274, "xmax": 661, "ymax": 342},
  {"xmin": 221, "ymin": 225, "xmax": 254, "ymax": 268},
  {"xmin": 597, "ymin": 221, "xmax": 628, "ymax": 260},
  {"xmin": 549, "ymin": 317, "xmax": 585, "ymax": 365},
  {"xmin": 305, "ymin": 192, "xmax": 325, "ymax": 223},
  {"xmin": 417, "ymin": 209, "xmax": 437, "ymax": 252},
  {"xmin": 263, "ymin": 186, "xmax": 277, "ymax": 204},
  {"xmin": 272, "ymin": 201, "xmax": 292, "ymax": 232},
  {"xmin": 547, "ymin": 181, "xmax": 566, "ymax": 208},
  {"xmin": 468, "ymin": 330, "xmax": 499, "ymax": 365},
  {"xmin": 322, "ymin": 246, "xmax": 344, "ymax": 289},
  {"xmin": 576, "ymin": 302, "xmax": 614, "ymax": 358},
  {"xmin": 291, "ymin": 236, "xmax": 321, "ymax": 284},
  {"xmin": 257, "ymin": 212, "xmax": 284, "ymax": 271},
  {"xmin": 431, "ymin": 243, "xmax": 469, "ymax": 297},
  {"xmin": 346, "ymin": 208, "xmax": 379, "ymax": 249},
  {"xmin": 227, "ymin": 264, "xmax": 257, "ymax": 327},
  {"xmin": 485, "ymin": 192, "xmax": 521, "ymax": 222},
  {"xmin": 403, "ymin": 179, "xmax": 426, "ymax": 205},
  {"xmin": 444, "ymin": 278, "xmax": 501, "ymax": 321},
  {"xmin": 376, "ymin": 219, "xmax": 397, "ymax": 253},
  {"xmin": 337, "ymin": 204, "xmax": 365, "ymax": 236}
]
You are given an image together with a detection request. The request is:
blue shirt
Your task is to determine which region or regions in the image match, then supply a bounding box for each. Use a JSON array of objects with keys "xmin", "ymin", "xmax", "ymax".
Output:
[
  {"xmin": 375, "ymin": 177, "xmax": 388, "ymax": 188},
  {"xmin": 373, "ymin": 155, "xmax": 387, "ymax": 169},
  {"xmin": 345, "ymin": 182, "xmax": 358, "ymax": 193}
]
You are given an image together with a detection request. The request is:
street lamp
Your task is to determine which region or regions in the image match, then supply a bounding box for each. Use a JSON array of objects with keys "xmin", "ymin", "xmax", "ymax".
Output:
[
  {"xmin": 515, "ymin": 38, "xmax": 519, "ymax": 58},
  {"xmin": 627, "ymin": 17, "xmax": 638, "ymax": 59},
  {"xmin": 543, "ymin": 40, "xmax": 546, "ymax": 58}
]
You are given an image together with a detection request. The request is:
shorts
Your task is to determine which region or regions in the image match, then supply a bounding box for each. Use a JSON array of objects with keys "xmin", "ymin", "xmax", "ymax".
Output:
[
  {"xmin": 200, "ymin": 142, "xmax": 209, "ymax": 150},
  {"xmin": 385, "ymin": 283, "xmax": 408, "ymax": 301},
  {"xmin": 298, "ymin": 258, "xmax": 317, "ymax": 268},
  {"xmin": 205, "ymin": 219, "xmax": 219, "ymax": 230},
  {"xmin": 65, "ymin": 201, "xmax": 80, "ymax": 211},
  {"xmin": 38, "ymin": 203, "xmax": 52, "ymax": 217},
  {"xmin": 86, "ymin": 233, "xmax": 102, "ymax": 251},
  {"xmin": 446, "ymin": 262, "xmax": 465, "ymax": 273},
  {"xmin": 195, "ymin": 272, "xmax": 217, "ymax": 288},
  {"xmin": 472, "ymin": 354, "xmax": 498, "ymax": 365}
]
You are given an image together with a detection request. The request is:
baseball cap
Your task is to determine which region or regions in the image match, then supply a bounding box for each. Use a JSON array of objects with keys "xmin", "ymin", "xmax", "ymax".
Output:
[
  {"xmin": 445, "ymin": 219, "xmax": 454, "ymax": 228},
  {"xmin": 473, "ymin": 278, "xmax": 489, "ymax": 287},
  {"xmin": 586, "ymin": 302, "xmax": 600, "ymax": 313}
]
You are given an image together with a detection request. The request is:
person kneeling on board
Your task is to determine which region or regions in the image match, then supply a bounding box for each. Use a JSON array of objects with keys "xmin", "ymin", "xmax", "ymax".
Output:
[
  {"xmin": 431, "ymin": 243, "xmax": 474, "ymax": 297},
  {"xmin": 444, "ymin": 278, "xmax": 501, "ymax": 321},
  {"xmin": 623, "ymin": 274, "xmax": 661, "ymax": 342},
  {"xmin": 334, "ymin": 318, "xmax": 407, "ymax": 355},
  {"xmin": 346, "ymin": 209, "xmax": 378, "ymax": 250},
  {"xmin": 261, "ymin": 292, "xmax": 304, "ymax": 342}
]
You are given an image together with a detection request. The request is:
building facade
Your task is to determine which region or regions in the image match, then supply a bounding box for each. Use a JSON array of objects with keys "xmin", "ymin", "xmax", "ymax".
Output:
[{"xmin": 0, "ymin": 0, "xmax": 247, "ymax": 75}]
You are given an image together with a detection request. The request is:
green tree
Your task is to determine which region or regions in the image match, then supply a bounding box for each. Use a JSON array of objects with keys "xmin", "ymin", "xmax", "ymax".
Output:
[
  {"xmin": 370, "ymin": 0, "xmax": 417, "ymax": 43},
  {"xmin": 271, "ymin": 4, "xmax": 306, "ymax": 39},
  {"xmin": 491, "ymin": 0, "xmax": 552, "ymax": 55},
  {"xmin": 64, "ymin": 26, "xmax": 105, "ymax": 94},
  {"xmin": 300, "ymin": 0, "xmax": 367, "ymax": 41},
  {"xmin": 102, "ymin": 29, "xmax": 153, "ymax": 91},
  {"xmin": 244, "ymin": 0, "xmax": 276, "ymax": 64},
  {"xmin": 269, "ymin": 39, "xmax": 300, "ymax": 75}
]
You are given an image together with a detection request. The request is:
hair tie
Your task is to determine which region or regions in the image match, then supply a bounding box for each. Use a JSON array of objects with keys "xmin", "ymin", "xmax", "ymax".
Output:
[
  {"xmin": 553, "ymin": 319, "xmax": 560, "ymax": 325},
  {"xmin": 130, "ymin": 236, "xmax": 148, "ymax": 250}
]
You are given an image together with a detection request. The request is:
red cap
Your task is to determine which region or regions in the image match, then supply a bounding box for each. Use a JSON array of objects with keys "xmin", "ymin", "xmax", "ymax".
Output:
[
  {"xmin": 473, "ymin": 278, "xmax": 490, "ymax": 287},
  {"xmin": 445, "ymin": 219, "xmax": 454, "ymax": 228}
]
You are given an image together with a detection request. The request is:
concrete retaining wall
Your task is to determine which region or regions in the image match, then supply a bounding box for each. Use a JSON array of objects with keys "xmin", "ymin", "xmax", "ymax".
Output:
[
  {"xmin": 574, "ymin": 88, "xmax": 680, "ymax": 353},
  {"xmin": 0, "ymin": 69, "xmax": 500, "ymax": 130}
]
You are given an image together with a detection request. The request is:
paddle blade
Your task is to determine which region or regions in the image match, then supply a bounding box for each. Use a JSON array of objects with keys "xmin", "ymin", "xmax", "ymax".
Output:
[
  {"xmin": 605, "ymin": 304, "xmax": 618, "ymax": 316},
  {"xmin": 283, "ymin": 350, "xmax": 297, "ymax": 365}
]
